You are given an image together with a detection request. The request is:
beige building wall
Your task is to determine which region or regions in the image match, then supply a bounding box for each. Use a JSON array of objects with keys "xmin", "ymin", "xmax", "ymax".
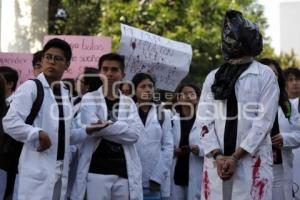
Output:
[
  {"xmin": 280, "ymin": 1, "xmax": 300, "ymax": 58},
  {"xmin": 0, "ymin": 0, "xmax": 48, "ymax": 53}
]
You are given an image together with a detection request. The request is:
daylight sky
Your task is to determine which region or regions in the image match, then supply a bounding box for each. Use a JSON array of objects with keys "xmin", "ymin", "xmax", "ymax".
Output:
[{"xmin": 258, "ymin": 0, "xmax": 300, "ymax": 53}]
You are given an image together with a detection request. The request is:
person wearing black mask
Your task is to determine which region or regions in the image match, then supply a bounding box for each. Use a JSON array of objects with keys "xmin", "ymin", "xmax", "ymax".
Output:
[{"xmin": 198, "ymin": 10, "xmax": 279, "ymax": 200}]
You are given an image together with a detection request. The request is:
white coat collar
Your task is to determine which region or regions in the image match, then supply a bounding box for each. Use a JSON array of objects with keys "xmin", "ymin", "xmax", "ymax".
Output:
[
  {"xmin": 96, "ymin": 86, "xmax": 129, "ymax": 120},
  {"xmin": 37, "ymin": 73, "xmax": 50, "ymax": 88},
  {"xmin": 37, "ymin": 72, "xmax": 67, "ymax": 90},
  {"xmin": 37, "ymin": 73, "xmax": 70, "ymax": 101},
  {"xmin": 144, "ymin": 103, "xmax": 157, "ymax": 126},
  {"xmin": 238, "ymin": 60, "xmax": 260, "ymax": 79},
  {"xmin": 97, "ymin": 86, "xmax": 125, "ymax": 101}
]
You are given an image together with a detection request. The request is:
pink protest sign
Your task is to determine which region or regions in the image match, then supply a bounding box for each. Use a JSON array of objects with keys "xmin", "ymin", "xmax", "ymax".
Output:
[
  {"xmin": 44, "ymin": 35, "xmax": 112, "ymax": 79},
  {"xmin": 0, "ymin": 53, "xmax": 33, "ymax": 86}
]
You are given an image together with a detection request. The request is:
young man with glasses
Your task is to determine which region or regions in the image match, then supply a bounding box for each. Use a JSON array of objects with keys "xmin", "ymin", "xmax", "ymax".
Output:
[
  {"xmin": 71, "ymin": 53, "xmax": 143, "ymax": 200},
  {"xmin": 3, "ymin": 38, "xmax": 101, "ymax": 200}
]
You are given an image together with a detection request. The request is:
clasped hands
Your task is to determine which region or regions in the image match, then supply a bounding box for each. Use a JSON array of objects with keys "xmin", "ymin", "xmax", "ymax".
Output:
[{"xmin": 215, "ymin": 155, "xmax": 238, "ymax": 181}]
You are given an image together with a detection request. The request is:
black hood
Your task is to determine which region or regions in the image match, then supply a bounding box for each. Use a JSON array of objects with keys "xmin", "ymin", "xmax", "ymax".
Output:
[{"xmin": 221, "ymin": 10, "xmax": 263, "ymax": 60}]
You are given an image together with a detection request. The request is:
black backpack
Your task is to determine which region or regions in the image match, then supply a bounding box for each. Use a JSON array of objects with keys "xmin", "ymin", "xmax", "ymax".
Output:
[{"xmin": 0, "ymin": 79, "xmax": 44, "ymax": 198}]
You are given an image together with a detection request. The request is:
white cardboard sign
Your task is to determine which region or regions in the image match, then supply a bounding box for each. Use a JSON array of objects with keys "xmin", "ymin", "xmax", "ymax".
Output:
[{"xmin": 118, "ymin": 24, "xmax": 192, "ymax": 91}]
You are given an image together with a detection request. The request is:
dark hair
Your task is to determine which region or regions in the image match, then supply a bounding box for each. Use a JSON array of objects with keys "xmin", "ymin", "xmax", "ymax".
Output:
[
  {"xmin": 32, "ymin": 50, "xmax": 43, "ymax": 67},
  {"xmin": 173, "ymin": 83, "xmax": 201, "ymax": 113},
  {"xmin": 0, "ymin": 66, "xmax": 19, "ymax": 91},
  {"xmin": 131, "ymin": 73, "xmax": 155, "ymax": 102},
  {"xmin": 62, "ymin": 78, "xmax": 77, "ymax": 97},
  {"xmin": 120, "ymin": 82, "xmax": 132, "ymax": 93},
  {"xmin": 132, "ymin": 73, "xmax": 155, "ymax": 89},
  {"xmin": 43, "ymin": 38, "xmax": 72, "ymax": 62},
  {"xmin": 176, "ymin": 83, "xmax": 201, "ymax": 99},
  {"xmin": 98, "ymin": 53, "xmax": 125, "ymax": 72},
  {"xmin": 259, "ymin": 58, "xmax": 291, "ymax": 118},
  {"xmin": 83, "ymin": 67, "xmax": 102, "ymax": 92},
  {"xmin": 283, "ymin": 67, "xmax": 300, "ymax": 80},
  {"xmin": 0, "ymin": 74, "xmax": 7, "ymax": 117}
]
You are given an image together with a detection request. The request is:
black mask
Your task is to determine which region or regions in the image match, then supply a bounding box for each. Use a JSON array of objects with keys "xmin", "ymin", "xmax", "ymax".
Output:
[{"xmin": 221, "ymin": 10, "xmax": 263, "ymax": 60}]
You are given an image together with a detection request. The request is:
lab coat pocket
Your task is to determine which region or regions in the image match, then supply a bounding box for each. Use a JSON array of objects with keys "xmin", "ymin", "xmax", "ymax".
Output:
[{"xmin": 21, "ymin": 148, "xmax": 47, "ymax": 181}]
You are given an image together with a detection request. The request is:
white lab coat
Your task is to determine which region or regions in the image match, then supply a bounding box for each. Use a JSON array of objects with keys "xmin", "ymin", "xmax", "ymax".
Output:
[
  {"xmin": 275, "ymin": 102, "xmax": 300, "ymax": 200},
  {"xmin": 197, "ymin": 61, "xmax": 279, "ymax": 200},
  {"xmin": 170, "ymin": 112, "xmax": 204, "ymax": 200},
  {"xmin": 290, "ymin": 98, "xmax": 300, "ymax": 200},
  {"xmin": 135, "ymin": 105, "xmax": 173, "ymax": 197},
  {"xmin": 2, "ymin": 73, "xmax": 87, "ymax": 200},
  {"xmin": 70, "ymin": 86, "xmax": 143, "ymax": 200}
]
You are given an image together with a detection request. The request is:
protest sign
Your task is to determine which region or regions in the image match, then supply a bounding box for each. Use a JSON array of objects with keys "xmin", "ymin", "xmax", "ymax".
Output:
[
  {"xmin": 0, "ymin": 53, "xmax": 33, "ymax": 86},
  {"xmin": 118, "ymin": 24, "xmax": 192, "ymax": 91},
  {"xmin": 44, "ymin": 35, "xmax": 112, "ymax": 79}
]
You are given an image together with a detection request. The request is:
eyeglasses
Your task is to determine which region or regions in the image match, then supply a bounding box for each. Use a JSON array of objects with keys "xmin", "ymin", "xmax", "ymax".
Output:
[{"xmin": 43, "ymin": 53, "xmax": 66, "ymax": 63}]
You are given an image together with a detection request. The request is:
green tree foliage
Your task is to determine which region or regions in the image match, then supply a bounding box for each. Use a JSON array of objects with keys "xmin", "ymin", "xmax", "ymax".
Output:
[
  {"xmin": 49, "ymin": 0, "xmax": 274, "ymax": 85},
  {"xmin": 275, "ymin": 49, "xmax": 300, "ymax": 69}
]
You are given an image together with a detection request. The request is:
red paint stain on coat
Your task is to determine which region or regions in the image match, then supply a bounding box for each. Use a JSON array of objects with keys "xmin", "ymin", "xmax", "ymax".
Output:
[
  {"xmin": 131, "ymin": 42, "xmax": 136, "ymax": 49},
  {"xmin": 203, "ymin": 170, "xmax": 210, "ymax": 200},
  {"xmin": 201, "ymin": 125, "xmax": 209, "ymax": 137},
  {"xmin": 250, "ymin": 156, "xmax": 268, "ymax": 200}
]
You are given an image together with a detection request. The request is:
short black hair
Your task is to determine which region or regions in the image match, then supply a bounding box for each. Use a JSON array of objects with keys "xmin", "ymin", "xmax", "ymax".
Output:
[
  {"xmin": 283, "ymin": 67, "xmax": 300, "ymax": 80},
  {"xmin": 0, "ymin": 66, "xmax": 19, "ymax": 91},
  {"xmin": 43, "ymin": 38, "xmax": 72, "ymax": 62},
  {"xmin": 176, "ymin": 83, "xmax": 201, "ymax": 98},
  {"xmin": 83, "ymin": 67, "xmax": 102, "ymax": 92},
  {"xmin": 98, "ymin": 53, "xmax": 125, "ymax": 72},
  {"xmin": 173, "ymin": 83, "xmax": 201, "ymax": 113},
  {"xmin": 131, "ymin": 73, "xmax": 155, "ymax": 90},
  {"xmin": 32, "ymin": 50, "xmax": 43, "ymax": 67},
  {"xmin": 131, "ymin": 73, "xmax": 155, "ymax": 102},
  {"xmin": 62, "ymin": 78, "xmax": 76, "ymax": 96}
]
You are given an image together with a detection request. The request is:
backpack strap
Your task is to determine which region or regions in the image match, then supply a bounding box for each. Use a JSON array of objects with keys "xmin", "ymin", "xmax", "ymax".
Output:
[{"xmin": 25, "ymin": 79, "xmax": 44, "ymax": 125}]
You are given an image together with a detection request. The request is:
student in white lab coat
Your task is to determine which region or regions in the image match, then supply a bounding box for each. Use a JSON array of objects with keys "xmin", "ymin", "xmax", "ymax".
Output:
[
  {"xmin": 170, "ymin": 83, "xmax": 203, "ymax": 200},
  {"xmin": 66, "ymin": 67, "xmax": 102, "ymax": 199},
  {"xmin": 71, "ymin": 53, "xmax": 143, "ymax": 200},
  {"xmin": 197, "ymin": 10, "xmax": 279, "ymax": 200},
  {"xmin": 283, "ymin": 67, "xmax": 300, "ymax": 199},
  {"xmin": 131, "ymin": 73, "xmax": 173, "ymax": 199},
  {"xmin": 2, "ymin": 38, "xmax": 100, "ymax": 200},
  {"xmin": 260, "ymin": 58, "xmax": 300, "ymax": 200}
]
